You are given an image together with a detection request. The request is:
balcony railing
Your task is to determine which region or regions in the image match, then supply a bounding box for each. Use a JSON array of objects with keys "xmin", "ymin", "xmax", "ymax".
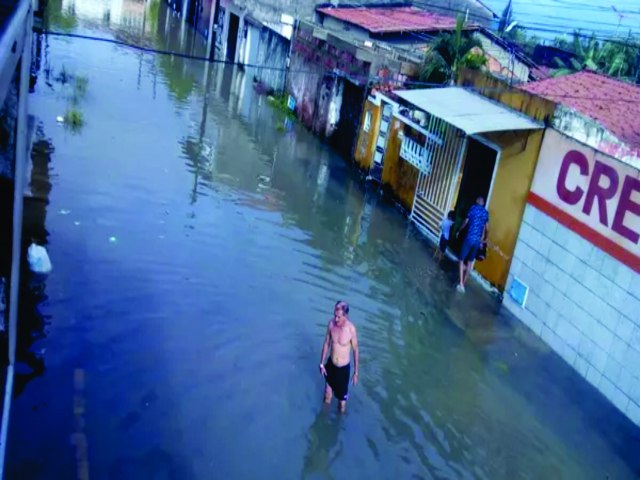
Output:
[{"xmin": 400, "ymin": 136, "xmax": 432, "ymax": 174}]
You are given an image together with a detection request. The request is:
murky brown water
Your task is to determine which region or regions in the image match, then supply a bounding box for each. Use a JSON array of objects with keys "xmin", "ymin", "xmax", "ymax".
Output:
[{"xmin": 4, "ymin": 1, "xmax": 639, "ymax": 478}]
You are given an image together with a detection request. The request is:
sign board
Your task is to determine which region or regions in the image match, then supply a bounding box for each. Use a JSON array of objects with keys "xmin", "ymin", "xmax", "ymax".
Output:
[{"xmin": 529, "ymin": 129, "xmax": 640, "ymax": 272}]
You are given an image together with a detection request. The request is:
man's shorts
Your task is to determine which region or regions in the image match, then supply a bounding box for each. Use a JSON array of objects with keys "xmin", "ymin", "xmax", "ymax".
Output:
[
  {"xmin": 324, "ymin": 358, "xmax": 350, "ymax": 401},
  {"xmin": 459, "ymin": 237, "xmax": 480, "ymax": 263}
]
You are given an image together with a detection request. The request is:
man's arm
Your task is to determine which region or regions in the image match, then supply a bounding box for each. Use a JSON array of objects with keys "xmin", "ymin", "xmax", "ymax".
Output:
[
  {"xmin": 351, "ymin": 325, "xmax": 359, "ymax": 385},
  {"xmin": 483, "ymin": 221, "xmax": 490, "ymax": 243},
  {"xmin": 319, "ymin": 323, "xmax": 331, "ymax": 376}
]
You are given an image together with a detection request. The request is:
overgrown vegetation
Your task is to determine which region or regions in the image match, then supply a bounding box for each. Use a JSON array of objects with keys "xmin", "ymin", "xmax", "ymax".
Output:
[
  {"xmin": 267, "ymin": 94, "xmax": 296, "ymax": 119},
  {"xmin": 551, "ymin": 32, "xmax": 640, "ymax": 82},
  {"xmin": 420, "ymin": 16, "xmax": 487, "ymax": 85},
  {"xmin": 63, "ymin": 108, "xmax": 84, "ymax": 132},
  {"xmin": 74, "ymin": 75, "xmax": 89, "ymax": 99},
  {"xmin": 497, "ymin": 1, "xmax": 639, "ymax": 83},
  {"xmin": 44, "ymin": 0, "xmax": 77, "ymax": 32},
  {"xmin": 54, "ymin": 65, "xmax": 89, "ymax": 133}
]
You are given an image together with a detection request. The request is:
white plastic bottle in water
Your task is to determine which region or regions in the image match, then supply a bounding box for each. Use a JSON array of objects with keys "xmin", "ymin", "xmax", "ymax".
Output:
[{"xmin": 27, "ymin": 243, "xmax": 52, "ymax": 274}]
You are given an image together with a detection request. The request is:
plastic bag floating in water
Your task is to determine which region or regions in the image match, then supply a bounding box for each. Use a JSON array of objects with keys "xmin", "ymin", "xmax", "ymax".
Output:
[{"xmin": 27, "ymin": 243, "xmax": 52, "ymax": 274}]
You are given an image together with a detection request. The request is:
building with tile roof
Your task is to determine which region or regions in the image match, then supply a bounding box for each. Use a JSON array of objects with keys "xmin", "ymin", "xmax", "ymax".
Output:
[
  {"xmin": 521, "ymin": 71, "xmax": 640, "ymax": 168},
  {"xmin": 316, "ymin": 6, "xmax": 466, "ymax": 34},
  {"xmin": 505, "ymin": 71, "xmax": 640, "ymax": 428},
  {"xmin": 316, "ymin": 4, "xmax": 535, "ymax": 83}
]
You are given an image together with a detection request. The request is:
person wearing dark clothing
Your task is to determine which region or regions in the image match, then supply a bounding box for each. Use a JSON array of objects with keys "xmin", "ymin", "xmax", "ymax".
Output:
[{"xmin": 456, "ymin": 197, "xmax": 489, "ymax": 293}]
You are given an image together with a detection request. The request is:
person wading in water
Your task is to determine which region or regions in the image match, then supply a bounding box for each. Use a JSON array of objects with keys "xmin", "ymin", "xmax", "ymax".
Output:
[
  {"xmin": 456, "ymin": 196, "xmax": 489, "ymax": 293},
  {"xmin": 319, "ymin": 301, "xmax": 359, "ymax": 413}
]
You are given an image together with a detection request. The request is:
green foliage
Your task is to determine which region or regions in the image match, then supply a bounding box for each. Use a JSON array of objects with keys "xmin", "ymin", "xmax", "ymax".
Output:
[
  {"xmin": 420, "ymin": 16, "xmax": 487, "ymax": 84},
  {"xmin": 74, "ymin": 75, "xmax": 89, "ymax": 96},
  {"xmin": 551, "ymin": 31, "xmax": 640, "ymax": 82},
  {"xmin": 64, "ymin": 107, "xmax": 84, "ymax": 133},
  {"xmin": 51, "ymin": 67, "xmax": 90, "ymax": 132},
  {"xmin": 44, "ymin": 0, "xmax": 78, "ymax": 32},
  {"xmin": 71, "ymin": 75, "xmax": 89, "ymax": 104},
  {"xmin": 462, "ymin": 52, "xmax": 488, "ymax": 70},
  {"xmin": 267, "ymin": 95, "xmax": 296, "ymax": 119}
]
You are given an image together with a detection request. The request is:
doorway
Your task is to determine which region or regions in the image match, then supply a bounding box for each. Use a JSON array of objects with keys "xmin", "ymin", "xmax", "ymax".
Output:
[
  {"xmin": 226, "ymin": 13, "xmax": 240, "ymax": 62},
  {"xmin": 330, "ymin": 79, "xmax": 365, "ymax": 160},
  {"xmin": 454, "ymin": 137, "xmax": 498, "ymax": 217}
]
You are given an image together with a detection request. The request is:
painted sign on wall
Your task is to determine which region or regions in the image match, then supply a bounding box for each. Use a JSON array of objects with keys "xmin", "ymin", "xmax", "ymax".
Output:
[{"xmin": 529, "ymin": 129, "xmax": 640, "ymax": 272}]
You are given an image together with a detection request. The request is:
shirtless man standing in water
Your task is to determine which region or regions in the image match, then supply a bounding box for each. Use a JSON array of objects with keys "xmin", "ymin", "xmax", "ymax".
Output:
[{"xmin": 319, "ymin": 301, "xmax": 359, "ymax": 412}]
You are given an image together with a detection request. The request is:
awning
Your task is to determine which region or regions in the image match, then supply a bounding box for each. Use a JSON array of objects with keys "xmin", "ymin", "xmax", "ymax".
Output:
[{"xmin": 394, "ymin": 87, "xmax": 544, "ymax": 135}]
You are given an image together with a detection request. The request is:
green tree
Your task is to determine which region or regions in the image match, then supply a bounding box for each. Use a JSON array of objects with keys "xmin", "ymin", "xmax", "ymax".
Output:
[
  {"xmin": 420, "ymin": 15, "xmax": 487, "ymax": 84},
  {"xmin": 44, "ymin": 0, "xmax": 78, "ymax": 32},
  {"xmin": 552, "ymin": 31, "xmax": 640, "ymax": 82}
]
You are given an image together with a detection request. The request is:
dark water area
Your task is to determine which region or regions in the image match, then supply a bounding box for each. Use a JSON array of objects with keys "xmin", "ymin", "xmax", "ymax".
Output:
[{"xmin": 3, "ymin": 1, "xmax": 639, "ymax": 479}]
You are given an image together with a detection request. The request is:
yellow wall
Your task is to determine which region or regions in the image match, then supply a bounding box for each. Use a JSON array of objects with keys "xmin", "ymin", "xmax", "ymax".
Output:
[
  {"xmin": 458, "ymin": 69, "xmax": 556, "ymax": 121},
  {"xmin": 354, "ymin": 100, "xmax": 381, "ymax": 171},
  {"xmin": 475, "ymin": 130, "xmax": 546, "ymax": 289},
  {"xmin": 381, "ymin": 119, "xmax": 418, "ymax": 212},
  {"xmin": 456, "ymin": 70, "xmax": 557, "ymax": 291}
]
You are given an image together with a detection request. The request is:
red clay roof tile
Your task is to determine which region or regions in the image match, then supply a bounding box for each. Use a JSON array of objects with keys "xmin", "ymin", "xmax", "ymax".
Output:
[
  {"xmin": 317, "ymin": 6, "xmax": 469, "ymax": 34},
  {"xmin": 521, "ymin": 71, "xmax": 640, "ymax": 148}
]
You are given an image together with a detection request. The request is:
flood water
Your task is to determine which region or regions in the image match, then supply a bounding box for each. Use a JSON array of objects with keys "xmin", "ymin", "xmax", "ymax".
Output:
[{"xmin": 5, "ymin": 1, "xmax": 640, "ymax": 479}]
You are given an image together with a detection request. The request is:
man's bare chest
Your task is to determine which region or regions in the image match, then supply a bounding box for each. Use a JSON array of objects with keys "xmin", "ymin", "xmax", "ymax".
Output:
[{"xmin": 330, "ymin": 325, "xmax": 352, "ymax": 347}]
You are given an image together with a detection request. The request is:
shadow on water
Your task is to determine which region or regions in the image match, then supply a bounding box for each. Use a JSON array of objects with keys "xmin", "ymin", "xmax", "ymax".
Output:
[
  {"xmin": 301, "ymin": 407, "xmax": 343, "ymax": 480},
  {"xmin": 108, "ymin": 446, "xmax": 195, "ymax": 480},
  {"xmin": 0, "ymin": 129, "xmax": 53, "ymax": 399}
]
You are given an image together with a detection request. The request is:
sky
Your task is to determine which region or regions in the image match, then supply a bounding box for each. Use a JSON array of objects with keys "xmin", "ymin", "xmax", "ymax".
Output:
[{"xmin": 482, "ymin": 0, "xmax": 640, "ymax": 41}]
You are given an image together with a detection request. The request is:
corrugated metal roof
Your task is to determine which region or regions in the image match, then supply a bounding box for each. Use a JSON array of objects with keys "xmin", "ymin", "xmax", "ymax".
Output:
[
  {"xmin": 317, "ymin": 6, "xmax": 472, "ymax": 34},
  {"xmin": 394, "ymin": 88, "xmax": 543, "ymax": 135}
]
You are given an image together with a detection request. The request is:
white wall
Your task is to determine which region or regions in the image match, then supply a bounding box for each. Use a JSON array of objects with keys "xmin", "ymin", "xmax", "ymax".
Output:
[
  {"xmin": 477, "ymin": 34, "xmax": 530, "ymax": 83},
  {"xmin": 552, "ymin": 105, "xmax": 640, "ymax": 170},
  {"xmin": 504, "ymin": 203, "xmax": 640, "ymax": 426}
]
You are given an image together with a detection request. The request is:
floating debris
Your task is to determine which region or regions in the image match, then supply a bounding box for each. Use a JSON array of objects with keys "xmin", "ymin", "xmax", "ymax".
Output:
[
  {"xmin": 109, "ymin": 236, "xmax": 117, "ymax": 243},
  {"xmin": 74, "ymin": 221, "xmax": 81, "ymax": 226},
  {"xmin": 56, "ymin": 115, "xmax": 64, "ymax": 123},
  {"xmin": 59, "ymin": 209, "xmax": 71, "ymax": 215},
  {"xmin": 27, "ymin": 243, "xmax": 52, "ymax": 274},
  {"xmin": 494, "ymin": 361, "xmax": 510, "ymax": 373}
]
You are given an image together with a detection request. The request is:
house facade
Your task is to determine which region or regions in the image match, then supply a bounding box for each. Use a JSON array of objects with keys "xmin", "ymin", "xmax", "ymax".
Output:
[
  {"xmin": 503, "ymin": 72, "xmax": 640, "ymax": 426},
  {"xmin": 287, "ymin": 16, "xmax": 420, "ymax": 160},
  {"xmin": 315, "ymin": 5, "xmax": 534, "ymax": 83},
  {"xmin": 355, "ymin": 71, "xmax": 554, "ymax": 291}
]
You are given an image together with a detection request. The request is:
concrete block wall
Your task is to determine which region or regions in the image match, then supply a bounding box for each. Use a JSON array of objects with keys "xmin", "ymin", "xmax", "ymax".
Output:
[{"xmin": 504, "ymin": 203, "xmax": 640, "ymax": 426}]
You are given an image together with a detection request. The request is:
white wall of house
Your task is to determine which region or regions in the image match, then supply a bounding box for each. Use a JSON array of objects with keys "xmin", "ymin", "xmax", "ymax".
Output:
[
  {"xmin": 504, "ymin": 129, "xmax": 640, "ymax": 426},
  {"xmin": 477, "ymin": 33, "xmax": 529, "ymax": 83},
  {"xmin": 553, "ymin": 105, "xmax": 640, "ymax": 170},
  {"xmin": 505, "ymin": 204, "xmax": 639, "ymax": 425}
]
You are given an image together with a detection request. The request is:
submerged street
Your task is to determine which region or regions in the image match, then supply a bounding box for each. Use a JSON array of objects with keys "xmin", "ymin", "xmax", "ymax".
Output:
[{"xmin": 5, "ymin": 1, "xmax": 640, "ymax": 478}]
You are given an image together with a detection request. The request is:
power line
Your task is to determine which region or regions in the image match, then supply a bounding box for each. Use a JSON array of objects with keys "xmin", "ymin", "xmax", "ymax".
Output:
[
  {"xmin": 505, "ymin": 0, "xmax": 640, "ymax": 17},
  {"xmin": 411, "ymin": 0, "xmax": 640, "ymax": 46},
  {"xmin": 41, "ymin": 29, "xmax": 640, "ymax": 104}
]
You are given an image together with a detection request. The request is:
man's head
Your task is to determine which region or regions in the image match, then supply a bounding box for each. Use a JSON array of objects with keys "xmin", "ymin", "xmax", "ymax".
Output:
[
  {"xmin": 476, "ymin": 196, "xmax": 485, "ymax": 207},
  {"xmin": 334, "ymin": 301, "xmax": 349, "ymax": 325}
]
